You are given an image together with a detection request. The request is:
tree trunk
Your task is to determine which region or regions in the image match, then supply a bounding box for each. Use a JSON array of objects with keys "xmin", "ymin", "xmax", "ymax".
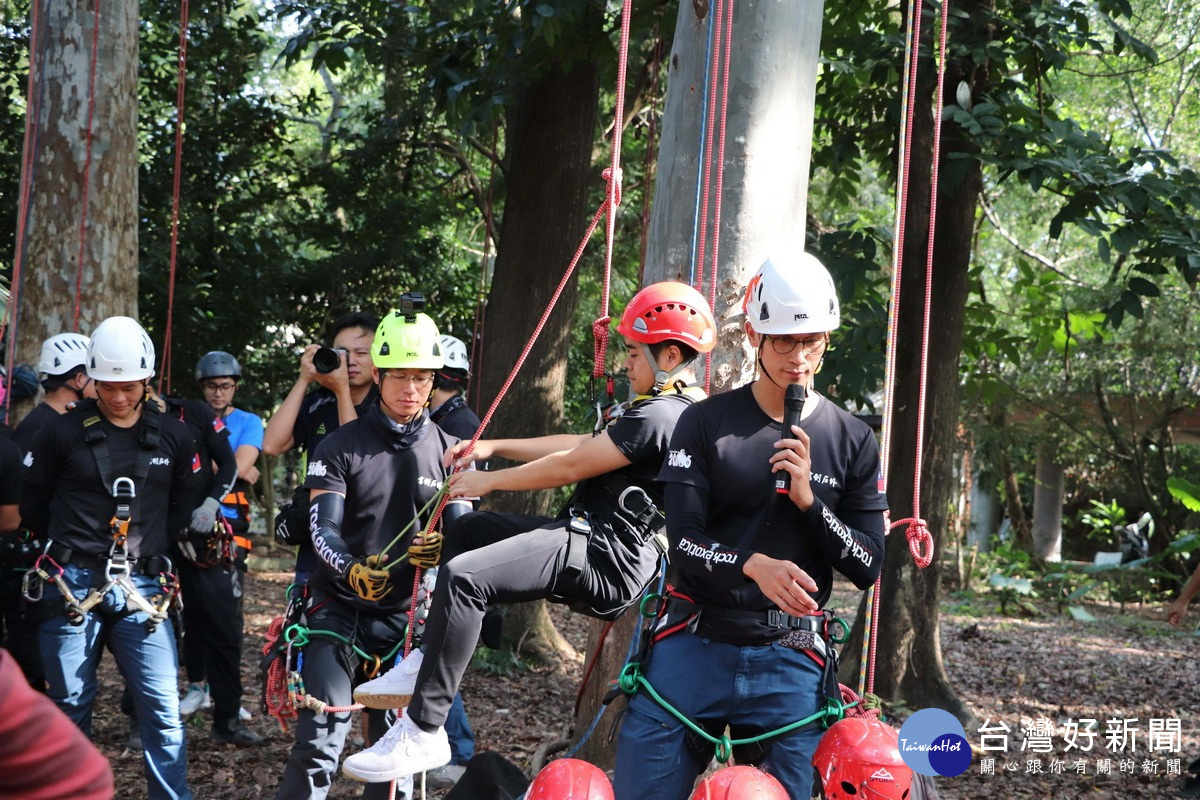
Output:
[
  {"xmin": 14, "ymin": 0, "xmax": 139, "ymax": 369},
  {"xmin": 477, "ymin": 59, "xmax": 601, "ymax": 665},
  {"xmin": 849, "ymin": 0, "xmax": 992, "ymax": 729},
  {"xmin": 569, "ymin": 0, "xmax": 828, "ymax": 766},
  {"xmin": 643, "ymin": 0, "xmax": 825, "ymax": 390},
  {"xmin": 1031, "ymin": 443, "xmax": 1064, "ymax": 562}
]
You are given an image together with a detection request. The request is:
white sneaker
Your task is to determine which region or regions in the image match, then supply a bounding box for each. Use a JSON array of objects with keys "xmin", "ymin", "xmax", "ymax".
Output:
[
  {"xmin": 354, "ymin": 649, "xmax": 424, "ymax": 710},
  {"xmin": 239, "ymin": 705, "xmax": 252, "ymax": 721},
  {"xmin": 342, "ymin": 709, "xmax": 451, "ymax": 783},
  {"xmin": 179, "ymin": 683, "xmax": 211, "ymax": 717}
]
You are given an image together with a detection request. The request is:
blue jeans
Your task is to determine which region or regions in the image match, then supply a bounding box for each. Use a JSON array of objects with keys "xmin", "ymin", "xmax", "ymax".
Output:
[
  {"xmin": 38, "ymin": 562, "xmax": 192, "ymax": 800},
  {"xmin": 446, "ymin": 692, "xmax": 476, "ymax": 764},
  {"xmin": 612, "ymin": 632, "xmax": 825, "ymax": 800}
]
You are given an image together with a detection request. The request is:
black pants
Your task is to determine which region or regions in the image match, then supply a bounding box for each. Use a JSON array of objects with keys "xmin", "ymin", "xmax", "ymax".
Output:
[
  {"xmin": 177, "ymin": 559, "xmax": 245, "ymax": 729},
  {"xmin": 0, "ymin": 568, "xmax": 45, "ymax": 691}
]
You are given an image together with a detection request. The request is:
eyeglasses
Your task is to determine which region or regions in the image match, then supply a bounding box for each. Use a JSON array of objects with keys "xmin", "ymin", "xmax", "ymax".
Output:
[
  {"xmin": 202, "ymin": 381, "xmax": 237, "ymax": 393},
  {"xmin": 382, "ymin": 371, "xmax": 433, "ymax": 388},
  {"xmin": 766, "ymin": 334, "xmax": 828, "ymax": 356}
]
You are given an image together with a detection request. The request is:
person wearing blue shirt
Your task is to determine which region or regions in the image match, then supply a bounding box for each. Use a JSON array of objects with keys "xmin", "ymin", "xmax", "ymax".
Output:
[{"xmin": 172, "ymin": 350, "xmax": 266, "ymax": 744}]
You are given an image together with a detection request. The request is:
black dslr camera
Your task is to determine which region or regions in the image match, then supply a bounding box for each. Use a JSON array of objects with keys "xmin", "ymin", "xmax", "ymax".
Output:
[{"xmin": 312, "ymin": 346, "xmax": 348, "ymax": 375}]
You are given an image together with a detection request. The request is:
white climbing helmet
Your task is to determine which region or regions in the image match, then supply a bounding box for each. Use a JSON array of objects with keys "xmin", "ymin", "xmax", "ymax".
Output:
[
  {"xmin": 37, "ymin": 332, "xmax": 91, "ymax": 376},
  {"xmin": 439, "ymin": 335, "xmax": 470, "ymax": 373},
  {"xmin": 86, "ymin": 316, "xmax": 156, "ymax": 381},
  {"xmin": 742, "ymin": 251, "xmax": 840, "ymax": 335}
]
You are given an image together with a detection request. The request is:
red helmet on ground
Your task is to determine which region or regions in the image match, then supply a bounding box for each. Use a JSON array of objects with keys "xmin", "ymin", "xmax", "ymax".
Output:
[
  {"xmin": 526, "ymin": 758, "xmax": 613, "ymax": 800},
  {"xmin": 813, "ymin": 717, "xmax": 913, "ymax": 799},
  {"xmin": 688, "ymin": 766, "xmax": 789, "ymax": 800},
  {"xmin": 616, "ymin": 281, "xmax": 717, "ymax": 354}
]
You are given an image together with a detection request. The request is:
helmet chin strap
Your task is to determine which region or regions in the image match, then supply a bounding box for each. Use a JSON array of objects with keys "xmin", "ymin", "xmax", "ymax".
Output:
[{"xmin": 641, "ymin": 343, "xmax": 687, "ymax": 395}]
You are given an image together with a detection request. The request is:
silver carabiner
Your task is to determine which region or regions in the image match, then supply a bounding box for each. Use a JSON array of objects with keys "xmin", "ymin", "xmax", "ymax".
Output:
[{"xmin": 111, "ymin": 476, "xmax": 136, "ymax": 499}]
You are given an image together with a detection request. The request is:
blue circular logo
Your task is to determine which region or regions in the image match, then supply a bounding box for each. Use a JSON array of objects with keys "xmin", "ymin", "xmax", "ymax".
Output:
[{"xmin": 896, "ymin": 708, "xmax": 971, "ymax": 777}]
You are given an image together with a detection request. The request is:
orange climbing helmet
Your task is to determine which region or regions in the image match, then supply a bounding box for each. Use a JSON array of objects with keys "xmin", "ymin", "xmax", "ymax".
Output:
[
  {"xmin": 526, "ymin": 758, "xmax": 614, "ymax": 800},
  {"xmin": 813, "ymin": 717, "xmax": 913, "ymax": 799},
  {"xmin": 617, "ymin": 281, "xmax": 717, "ymax": 354},
  {"xmin": 688, "ymin": 766, "xmax": 789, "ymax": 800}
]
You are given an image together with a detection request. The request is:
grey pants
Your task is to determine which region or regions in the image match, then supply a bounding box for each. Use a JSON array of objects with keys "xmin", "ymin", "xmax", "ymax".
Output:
[
  {"xmin": 274, "ymin": 599, "xmax": 408, "ymax": 800},
  {"xmin": 407, "ymin": 512, "xmax": 567, "ymax": 729}
]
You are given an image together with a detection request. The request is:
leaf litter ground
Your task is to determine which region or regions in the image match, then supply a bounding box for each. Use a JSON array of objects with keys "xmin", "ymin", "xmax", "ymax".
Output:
[{"xmin": 87, "ymin": 571, "xmax": 1199, "ymax": 798}]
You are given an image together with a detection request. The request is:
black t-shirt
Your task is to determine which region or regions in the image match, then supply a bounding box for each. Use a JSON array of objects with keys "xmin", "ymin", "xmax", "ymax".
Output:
[
  {"xmin": 162, "ymin": 395, "xmax": 236, "ymax": 507},
  {"xmin": 430, "ymin": 395, "xmax": 481, "ymax": 442},
  {"xmin": 658, "ymin": 385, "xmax": 888, "ymax": 610},
  {"xmin": 0, "ymin": 436, "xmax": 20, "ymax": 507},
  {"xmin": 562, "ymin": 389, "xmax": 702, "ymax": 611},
  {"xmin": 304, "ymin": 406, "xmax": 462, "ymax": 614},
  {"xmin": 19, "ymin": 403, "xmax": 202, "ymax": 558},
  {"xmin": 571, "ymin": 390, "xmax": 700, "ymax": 523},
  {"xmin": 292, "ymin": 386, "xmax": 379, "ymax": 464},
  {"xmin": 12, "ymin": 403, "xmax": 61, "ymax": 457}
]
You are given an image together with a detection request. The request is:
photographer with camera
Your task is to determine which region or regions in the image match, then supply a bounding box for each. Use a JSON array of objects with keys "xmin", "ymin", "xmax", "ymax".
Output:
[{"xmin": 263, "ymin": 312, "xmax": 380, "ymax": 583}]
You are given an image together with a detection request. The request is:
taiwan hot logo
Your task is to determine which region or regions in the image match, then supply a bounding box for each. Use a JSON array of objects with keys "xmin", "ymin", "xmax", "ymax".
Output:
[{"xmin": 897, "ymin": 708, "xmax": 971, "ymax": 777}]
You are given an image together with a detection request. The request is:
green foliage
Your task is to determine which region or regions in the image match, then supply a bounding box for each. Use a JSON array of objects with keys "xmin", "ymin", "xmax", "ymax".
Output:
[
  {"xmin": 1167, "ymin": 478, "xmax": 1200, "ymax": 513},
  {"xmin": 470, "ymin": 644, "xmax": 524, "ymax": 676},
  {"xmin": 1078, "ymin": 498, "xmax": 1127, "ymax": 548}
]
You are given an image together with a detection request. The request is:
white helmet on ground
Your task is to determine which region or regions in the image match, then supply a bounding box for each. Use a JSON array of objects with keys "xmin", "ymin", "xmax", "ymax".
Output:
[
  {"xmin": 87, "ymin": 316, "xmax": 156, "ymax": 381},
  {"xmin": 439, "ymin": 335, "xmax": 470, "ymax": 373},
  {"xmin": 743, "ymin": 251, "xmax": 840, "ymax": 335},
  {"xmin": 38, "ymin": 333, "xmax": 91, "ymax": 376}
]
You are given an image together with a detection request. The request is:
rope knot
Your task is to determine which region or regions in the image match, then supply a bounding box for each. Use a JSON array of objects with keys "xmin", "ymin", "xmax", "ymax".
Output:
[
  {"xmin": 592, "ymin": 316, "xmax": 612, "ymax": 378},
  {"xmin": 887, "ymin": 515, "xmax": 935, "ymax": 569},
  {"xmin": 602, "ymin": 167, "xmax": 623, "ymax": 207},
  {"xmin": 905, "ymin": 518, "xmax": 934, "ymax": 568}
]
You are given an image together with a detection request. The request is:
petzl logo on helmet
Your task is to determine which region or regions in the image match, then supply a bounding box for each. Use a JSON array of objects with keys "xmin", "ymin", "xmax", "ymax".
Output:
[{"xmin": 897, "ymin": 708, "xmax": 971, "ymax": 777}]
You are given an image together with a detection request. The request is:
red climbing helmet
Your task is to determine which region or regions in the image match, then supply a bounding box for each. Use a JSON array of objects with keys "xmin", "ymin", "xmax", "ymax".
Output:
[
  {"xmin": 617, "ymin": 281, "xmax": 717, "ymax": 354},
  {"xmin": 688, "ymin": 766, "xmax": 789, "ymax": 800},
  {"xmin": 526, "ymin": 758, "xmax": 613, "ymax": 800},
  {"xmin": 813, "ymin": 717, "xmax": 913, "ymax": 799}
]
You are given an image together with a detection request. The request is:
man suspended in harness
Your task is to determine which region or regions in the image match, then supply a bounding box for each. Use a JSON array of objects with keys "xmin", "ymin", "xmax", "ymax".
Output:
[
  {"xmin": 272, "ymin": 304, "xmax": 474, "ymax": 800},
  {"xmin": 340, "ymin": 281, "xmax": 718, "ymax": 784},
  {"xmin": 612, "ymin": 253, "xmax": 889, "ymax": 800},
  {"xmin": 19, "ymin": 316, "xmax": 202, "ymax": 800}
]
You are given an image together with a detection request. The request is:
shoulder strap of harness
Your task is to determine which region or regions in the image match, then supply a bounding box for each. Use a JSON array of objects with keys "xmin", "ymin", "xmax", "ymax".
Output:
[{"xmin": 82, "ymin": 397, "xmax": 163, "ymax": 499}]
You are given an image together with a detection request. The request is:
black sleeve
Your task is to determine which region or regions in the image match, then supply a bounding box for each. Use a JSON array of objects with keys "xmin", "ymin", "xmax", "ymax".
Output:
[
  {"xmin": 18, "ymin": 427, "xmax": 58, "ymax": 538},
  {"xmin": 204, "ymin": 420, "xmax": 238, "ymax": 504},
  {"xmin": 0, "ymin": 437, "xmax": 21, "ymax": 507},
  {"xmin": 664, "ymin": 481, "xmax": 751, "ymax": 582},
  {"xmin": 797, "ymin": 499, "xmax": 886, "ymax": 588},
  {"xmin": 166, "ymin": 428, "xmax": 202, "ymax": 540},
  {"xmin": 310, "ymin": 490, "xmax": 353, "ymax": 576}
]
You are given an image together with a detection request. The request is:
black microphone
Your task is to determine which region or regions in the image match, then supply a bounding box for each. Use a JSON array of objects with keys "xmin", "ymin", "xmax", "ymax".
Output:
[{"xmin": 775, "ymin": 383, "xmax": 808, "ymax": 494}]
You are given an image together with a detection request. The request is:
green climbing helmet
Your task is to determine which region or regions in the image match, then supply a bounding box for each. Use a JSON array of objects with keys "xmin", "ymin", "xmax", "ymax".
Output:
[{"xmin": 372, "ymin": 310, "xmax": 444, "ymax": 370}]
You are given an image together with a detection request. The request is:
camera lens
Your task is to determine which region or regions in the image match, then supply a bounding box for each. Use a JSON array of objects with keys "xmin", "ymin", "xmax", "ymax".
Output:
[{"xmin": 313, "ymin": 347, "xmax": 342, "ymax": 374}]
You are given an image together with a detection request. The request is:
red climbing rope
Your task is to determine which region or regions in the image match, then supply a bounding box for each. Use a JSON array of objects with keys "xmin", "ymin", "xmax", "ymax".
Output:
[
  {"xmin": 591, "ymin": 0, "xmax": 634, "ymax": 381},
  {"xmin": 862, "ymin": 0, "xmax": 949, "ymax": 698},
  {"xmin": 417, "ymin": 0, "xmax": 636, "ymax": 634},
  {"xmin": 158, "ymin": 0, "xmax": 190, "ymax": 395}
]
